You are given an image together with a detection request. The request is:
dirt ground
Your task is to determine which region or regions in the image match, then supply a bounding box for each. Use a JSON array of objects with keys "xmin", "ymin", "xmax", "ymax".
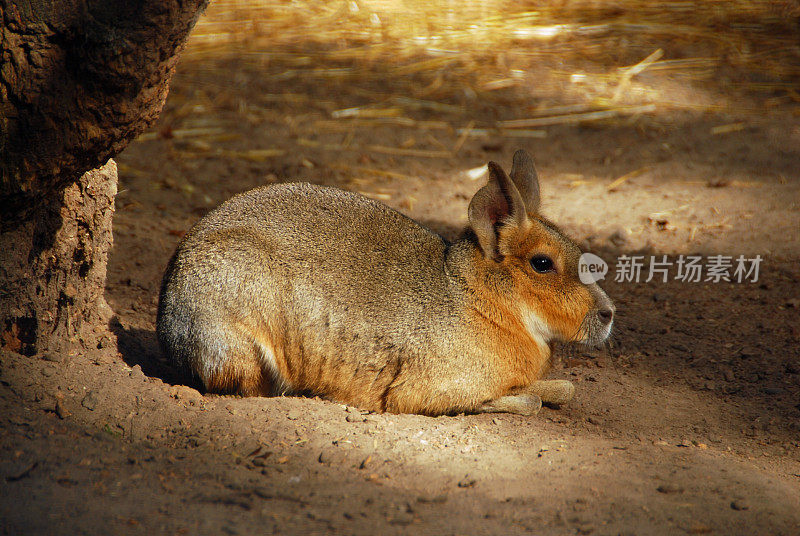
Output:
[{"xmin": 3, "ymin": 34, "xmax": 800, "ymax": 535}]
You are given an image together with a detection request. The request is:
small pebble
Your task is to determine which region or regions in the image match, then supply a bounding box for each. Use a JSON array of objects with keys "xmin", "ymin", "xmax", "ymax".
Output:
[
  {"xmin": 81, "ymin": 390, "xmax": 98, "ymax": 411},
  {"xmin": 41, "ymin": 365, "xmax": 56, "ymax": 377},
  {"xmin": 187, "ymin": 436, "xmax": 208, "ymax": 448},
  {"xmin": 457, "ymin": 476, "xmax": 477, "ymax": 488},
  {"xmin": 251, "ymin": 457, "xmax": 269, "ymax": 468},
  {"xmin": 656, "ymin": 483, "xmax": 683, "ymax": 494},
  {"xmin": 608, "ymin": 229, "xmax": 628, "ymax": 247},
  {"xmin": 730, "ymin": 500, "xmax": 749, "ymax": 511},
  {"xmin": 389, "ymin": 512, "xmax": 414, "ymax": 526},
  {"xmin": 97, "ymin": 335, "xmax": 113, "ymax": 349},
  {"xmin": 721, "ymin": 368, "xmax": 735, "ymax": 382},
  {"xmin": 346, "ymin": 414, "xmax": 366, "ymax": 423},
  {"xmin": 171, "ymin": 385, "xmax": 204, "ymax": 406},
  {"xmin": 129, "ymin": 364, "xmax": 146, "ymax": 381},
  {"xmin": 317, "ymin": 449, "xmax": 347, "ymax": 465},
  {"xmin": 55, "ymin": 400, "xmax": 69, "ymax": 419}
]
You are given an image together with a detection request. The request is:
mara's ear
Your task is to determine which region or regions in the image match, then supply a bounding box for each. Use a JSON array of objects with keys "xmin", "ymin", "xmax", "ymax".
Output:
[
  {"xmin": 510, "ymin": 149, "xmax": 541, "ymax": 214},
  {"xmin": 468, "ymin": 161, "xmax": 528, "ymax": 261}
]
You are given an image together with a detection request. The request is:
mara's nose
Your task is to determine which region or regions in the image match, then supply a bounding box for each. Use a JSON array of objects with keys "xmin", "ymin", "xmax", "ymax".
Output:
[{"xmin": 598, "ymin": 308, "xmax": 614, "ymax": 325}]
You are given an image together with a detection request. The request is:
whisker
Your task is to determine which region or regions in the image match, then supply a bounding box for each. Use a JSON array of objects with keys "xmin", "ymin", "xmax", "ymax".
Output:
[{"xmin": 570, "ymin": 313, "xmax": 589, "ymax": 343}]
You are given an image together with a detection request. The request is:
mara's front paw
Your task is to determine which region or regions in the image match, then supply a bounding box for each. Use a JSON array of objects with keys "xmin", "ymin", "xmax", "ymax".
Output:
[{"xmin": 477, "ymin": 394, "xmax": 543, "ymax": 416}]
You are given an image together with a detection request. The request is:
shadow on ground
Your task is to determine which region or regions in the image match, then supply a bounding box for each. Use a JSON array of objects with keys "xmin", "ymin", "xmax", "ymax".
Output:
[{"xmin": 110, "ymin": 317, "xmax": 201, "ymax": 390}]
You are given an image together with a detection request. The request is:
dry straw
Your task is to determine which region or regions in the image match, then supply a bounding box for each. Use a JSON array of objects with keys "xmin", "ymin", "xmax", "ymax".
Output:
[
  {"xmin": 153, "ymin": 1, "xmax": 800, "ymax": 162},
  {"xmin": 185, "ymin": 0, "xmax": 800, "ymax": 96}
]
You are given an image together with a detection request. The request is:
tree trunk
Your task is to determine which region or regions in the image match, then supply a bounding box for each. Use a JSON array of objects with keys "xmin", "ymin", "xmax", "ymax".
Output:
[
  {"xmin": 1, "ymin": 160, "xmax": 116, "ymax": 355},
  {"xmin": 0, "ymin": 0, "xmax": 208, "ymax": 356}
]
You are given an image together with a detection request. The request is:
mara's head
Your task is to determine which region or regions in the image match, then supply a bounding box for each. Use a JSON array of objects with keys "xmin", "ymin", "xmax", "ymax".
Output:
[{"xmin": 467, "ymin": 150, "xmax": 614, "ymax": 348}]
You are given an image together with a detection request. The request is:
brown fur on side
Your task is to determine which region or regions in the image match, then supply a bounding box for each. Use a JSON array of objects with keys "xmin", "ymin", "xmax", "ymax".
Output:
[{"xmin": 157, "ymin": 150, "xmax": 614, "ymax": 416}]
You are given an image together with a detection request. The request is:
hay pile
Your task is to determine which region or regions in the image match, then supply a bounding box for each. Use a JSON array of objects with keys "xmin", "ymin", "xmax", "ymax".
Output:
[
  {"xmin": 185, "ymin": 0, "xmax": 800, "ymax": 108},
  {"xmin": 137, "ymin": 1, "xmax": 798, "ymax": 167}
]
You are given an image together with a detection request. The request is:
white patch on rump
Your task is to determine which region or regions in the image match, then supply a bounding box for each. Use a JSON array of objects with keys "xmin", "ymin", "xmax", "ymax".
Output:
[{"xmin": 255, "ymin": 340, "xmax": 292, "ymax": 395}]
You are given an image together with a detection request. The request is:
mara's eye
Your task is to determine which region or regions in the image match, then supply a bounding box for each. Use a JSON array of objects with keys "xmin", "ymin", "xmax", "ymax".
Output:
[{"xmin": 530, "ymin": 255, "xmax": 555, "ymax": 274}]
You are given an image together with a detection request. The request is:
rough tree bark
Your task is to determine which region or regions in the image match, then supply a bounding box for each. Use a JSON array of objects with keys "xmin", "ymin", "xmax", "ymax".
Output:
[{"xmin": 0, "ymin": 1, "xmax": 208, "ymax": 356}]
